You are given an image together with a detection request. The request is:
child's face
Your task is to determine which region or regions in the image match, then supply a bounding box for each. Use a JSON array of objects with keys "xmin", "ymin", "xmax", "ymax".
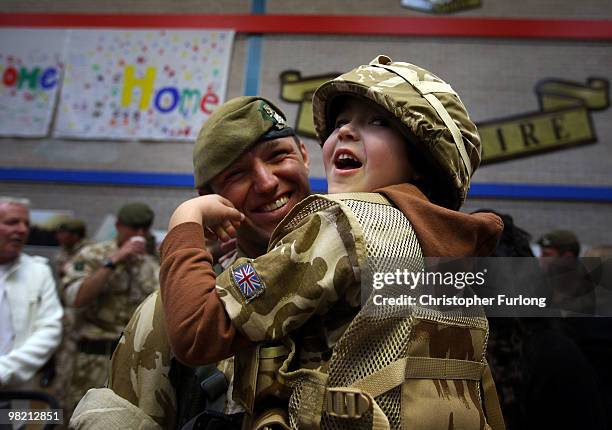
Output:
[{"xmin": 323, "ymin": 96, "xmax": 418, "ymax": 193}]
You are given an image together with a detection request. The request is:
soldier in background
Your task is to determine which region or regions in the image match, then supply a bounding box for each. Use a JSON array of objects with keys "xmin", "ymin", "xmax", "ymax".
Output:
[
  {"xmin": 55, "ymin": 219, "xmax": 89, "ymax": 281},
  {"xmin": 537, "ymin": 229, "xmax": 581, "ymax": 259},
  {"xmin": 537, "ymin": 229, "xmax": 595, "ymax": 315},
  {"xmin": 62, "ymin": 202, "xmax": 160, "ymax": 419},
  {"xmin": 41, "ymin": 219, "xmax": 90, "ymax": 418}
]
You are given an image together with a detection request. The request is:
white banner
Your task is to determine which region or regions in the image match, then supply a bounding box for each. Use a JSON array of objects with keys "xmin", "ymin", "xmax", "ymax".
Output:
[
  {"xmin": 0, "ymin": 29, "xmax": 66, "ymax": 137},
  {"xmin": 54, "ymin": 29, "xmax": 234, "ymax": 141}
]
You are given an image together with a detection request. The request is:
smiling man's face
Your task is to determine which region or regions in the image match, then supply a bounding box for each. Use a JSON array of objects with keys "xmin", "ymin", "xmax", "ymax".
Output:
[
  {"xmin": 209, "ymin": 136, "xmax": 310, "ymax": 256},
  {"xmin": 0, "ymin": 202, "xmax": 30, "ymax": 265}
]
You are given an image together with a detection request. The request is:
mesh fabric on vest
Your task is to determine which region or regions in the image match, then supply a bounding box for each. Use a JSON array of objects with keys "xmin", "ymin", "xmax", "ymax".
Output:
[
  {"xmin": 276, "ymin": 194, "xmax": 488, "ymax": 429},
  {"xmin": 320, "ymin": 198, "xmax": 423, "ymax": 430}
]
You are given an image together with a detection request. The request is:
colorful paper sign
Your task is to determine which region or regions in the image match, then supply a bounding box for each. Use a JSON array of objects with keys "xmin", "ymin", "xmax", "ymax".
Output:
[
  {"xmin": 54, "ymin": 29, "xmax": 234, "ymax": 141},
  {"xmin": 0, "ymin": 29, "xmax": 66, "ymax": 137}
]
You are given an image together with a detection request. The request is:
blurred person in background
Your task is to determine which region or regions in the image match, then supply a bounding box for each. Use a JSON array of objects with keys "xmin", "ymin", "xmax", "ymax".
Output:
[
  {"xmin": 42, "ymin": 218, "xmax": 91, "ymax": 417},
  {"xmin": 55, "ymin": 219, "xmax": 90, "ymax": 281},
  {"xmin": 62, "ymin": 202, "xmax": 159, "ymax": 418},
  {"xmin": 537, "ymin": 229, "xmax": 595, "ymax": 315},
  {"xmin": 0, "ymin": 196, "xmax": 62, "ymax": 390}
]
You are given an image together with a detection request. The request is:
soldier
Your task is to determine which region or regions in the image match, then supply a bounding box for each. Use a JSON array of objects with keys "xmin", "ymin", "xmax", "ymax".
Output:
[
  {"xmin": 63, "ymin": 202, "xmax": 160, "ymax": 418},
  {"xmin": 55, "ymin": 218, "xmax": 89, "ymax": 281},
  {"xmin": 161, "ymin": 55, "xmax": 506, "ymax": 429},
  {"xmin": 69, "ymin": 96, "xmax": 312, "ymax": 429},
  {"xmin": 43, "ymin": 219, "xmax": 89, "ymax": 412},
  {"xmin": 537, "ymin": 229, "xmax": 580, "ymax": 259},
  {"xmin": 536, "ymin": 229, "xmax": 594, "ymax": 314}
]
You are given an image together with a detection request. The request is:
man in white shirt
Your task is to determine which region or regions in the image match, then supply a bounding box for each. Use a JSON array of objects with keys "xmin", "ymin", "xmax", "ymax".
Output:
[{"xmin": 0, "ymin": 197, "xmax": 63, "ymax": 389}]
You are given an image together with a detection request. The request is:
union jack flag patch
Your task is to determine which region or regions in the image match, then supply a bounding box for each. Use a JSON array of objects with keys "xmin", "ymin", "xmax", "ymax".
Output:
[{"xmin": 231, "ymin": 262, "xmax": 266, "ymax": 303}]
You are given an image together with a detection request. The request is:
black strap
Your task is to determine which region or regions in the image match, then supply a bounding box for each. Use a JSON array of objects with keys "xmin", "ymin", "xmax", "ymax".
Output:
[
  {"xmin": 171, "ymin": 360, "xmax": 231, "ymax": 429},
  {"xmin": 78, "ymin": 337, "xmax": 119, "ymax": 356},
  {"xmin": 181, "ymin": 411, "xmax": 243, "ymax": 430}
]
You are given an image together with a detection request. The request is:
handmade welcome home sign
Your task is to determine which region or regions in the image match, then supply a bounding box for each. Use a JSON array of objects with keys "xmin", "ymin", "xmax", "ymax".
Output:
[
  {"xmin": 0, "ymin": 29, "xmax": 67, "ymax": 137},
  {"xmin": 54, "ymin": 29, "xmax": 234, "ymax": 141}
]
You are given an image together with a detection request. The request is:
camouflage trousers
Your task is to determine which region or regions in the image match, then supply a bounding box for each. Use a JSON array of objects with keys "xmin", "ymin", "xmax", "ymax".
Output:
[
  {"xmin": 66, "ymin": 350, "xmax": 111, "ymax": 422},
  {"xmin": 51, "ymin": 310, "xmax": 80, "ymax": 409}
]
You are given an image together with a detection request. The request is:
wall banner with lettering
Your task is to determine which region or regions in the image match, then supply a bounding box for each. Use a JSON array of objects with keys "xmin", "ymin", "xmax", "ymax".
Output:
[
  {"xmin": 54, "ymin": 29, "xmax": 234, "ymax": 141},
  {"xmin": 0, "ymin": 29, "xmax": 66, "ymax": 137},
  {"xmin": 478, "ymin": 78, "xmax": 609, "ymax": 164}
]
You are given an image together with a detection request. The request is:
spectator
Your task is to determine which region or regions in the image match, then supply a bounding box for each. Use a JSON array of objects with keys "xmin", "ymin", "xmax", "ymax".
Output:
[
  {"xmin": 55, "ymin": 219, "xmax": 89, "ymax": 281},
  {"xmin": 0, "ymin": 196, "xmax": 63, "ymax": 389},
  {"xmin": 62, "ymin": 202, "xmax": 160, "ymax": 416},
  {"xmin": 537, "ymin": 229, "xmax": 595, "ymax": 315}
]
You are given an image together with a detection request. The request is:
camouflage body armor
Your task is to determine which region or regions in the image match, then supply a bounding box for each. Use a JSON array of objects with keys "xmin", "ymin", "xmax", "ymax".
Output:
[{"xmin": 237, "ymin": 193, "xmax": 503, "ymax": 430}]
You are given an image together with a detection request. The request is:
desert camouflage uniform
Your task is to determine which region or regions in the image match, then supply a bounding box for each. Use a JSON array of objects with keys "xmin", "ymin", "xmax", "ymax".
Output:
[
  {"xmin": 217, "ymin": 193, "xmax": 497, "ymax": 430},
  {"xmin": 70, "ymin": 254, "xmax": 241, "ymax": 429},
  {"xmin": 55, "ymin": 239, "xmax": 91, "ymax": 282},
  {"xmin": 62, "ymin": 239, "xmax": 159, "ymax": 415},
  {"xmin": 51, "ymin": 238, "xmax": 91, "ymax": 414}
]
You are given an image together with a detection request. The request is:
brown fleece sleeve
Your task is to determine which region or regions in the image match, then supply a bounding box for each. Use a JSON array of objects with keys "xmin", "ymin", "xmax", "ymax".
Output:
[{"xmin": 159, "ymin": 222, "xmax": 247, "ymax": 365}]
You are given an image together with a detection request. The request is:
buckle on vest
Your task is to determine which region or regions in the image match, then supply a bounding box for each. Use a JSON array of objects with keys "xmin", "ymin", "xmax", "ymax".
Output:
[{"xmin": 325, "ymin": 388, "xmax": 371, "ymax": 419}]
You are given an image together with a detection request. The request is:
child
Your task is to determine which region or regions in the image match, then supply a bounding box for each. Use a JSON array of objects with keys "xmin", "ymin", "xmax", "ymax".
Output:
[{"xmin": 160, "ymin": 55, "xmax": 504, "ymax": 429}]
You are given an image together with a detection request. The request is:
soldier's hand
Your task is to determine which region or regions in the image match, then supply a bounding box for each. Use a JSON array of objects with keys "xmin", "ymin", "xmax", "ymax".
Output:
[{"xmin": 112, "ymin": 236, "xmax": 146, "ymax": 264}]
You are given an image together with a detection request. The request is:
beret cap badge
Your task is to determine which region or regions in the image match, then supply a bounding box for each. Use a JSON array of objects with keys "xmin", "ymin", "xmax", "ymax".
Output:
[{"xmin": 259, "ymin": 101, "xmax": 286, "ymax": 130}]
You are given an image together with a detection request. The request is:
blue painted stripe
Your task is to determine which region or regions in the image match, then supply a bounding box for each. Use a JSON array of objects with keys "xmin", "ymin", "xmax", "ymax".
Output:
[
  {"xmin": 0, "ymin": 167, "xmax": 195, "ymax": 187},
  {"xmin": 251, "ymin": 0, "xmax": 266, "ymax": 15},
  {"xmin": 3, "ymin": 167, "xmax": 612, "ymax": 201},
  {"xmin": 469, "ymin": 183, "xmax": 612, "ymax": 202},
  {"xmin": 243, "ymin": 0, "xmax": 265, "ymax": 96},
  {"xmin": 244, "ymin": 35, "xmax": 262, "ymax": 96},
  {"xmin": 0, "ymin": 167, "xmax": 328, "ymax": 192}
]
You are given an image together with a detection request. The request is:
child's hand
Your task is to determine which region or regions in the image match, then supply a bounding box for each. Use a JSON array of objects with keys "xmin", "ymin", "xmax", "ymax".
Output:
[{"xmin": 169, "ymin": 195, "xmax": 244, "ymax": 242}]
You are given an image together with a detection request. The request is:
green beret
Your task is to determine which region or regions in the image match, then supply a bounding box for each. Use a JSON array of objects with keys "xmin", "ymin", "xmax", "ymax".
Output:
[
  {"xmin": 117, "ymin": 202, "xmax": 154, "ymax": 227},
  {"xmin": 57, "ymin": 219, "xmax": 86, "ymax": 235},
  {"xmin": 193, "ymin": 96, "xmax": 294, "ymax": 189},
  {"xmin": 538, "ymin": 230, "xmax": 580, "ymax": 250}
]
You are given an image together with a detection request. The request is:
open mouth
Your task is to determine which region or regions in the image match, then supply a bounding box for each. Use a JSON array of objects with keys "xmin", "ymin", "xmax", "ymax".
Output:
[
  {"xmin": 255, "ymin": 193, "xmax": 291, "ymax": 213},
  {"xmin": 334, "ymin": 151, "xmax": 363, "ymax": 171}
]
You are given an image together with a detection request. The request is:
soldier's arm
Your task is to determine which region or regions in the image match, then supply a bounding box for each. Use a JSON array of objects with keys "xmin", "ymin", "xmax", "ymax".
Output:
[
  {"xmin": 67, "ymin": 239, "xmax": 145, "ymax": 307},
  {"xmin": 161, "ymin": 206, "xmax": 359, "ymax": 366},
  {"xmin": 108, "ymin": 291, "xmax": 176, "ymax": 428}
]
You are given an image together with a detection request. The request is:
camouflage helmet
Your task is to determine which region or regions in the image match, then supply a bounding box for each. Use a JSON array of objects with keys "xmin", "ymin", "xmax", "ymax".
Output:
[{"xmin": 312, "ymin": 54, "xmax": 481, "ymax": 210}]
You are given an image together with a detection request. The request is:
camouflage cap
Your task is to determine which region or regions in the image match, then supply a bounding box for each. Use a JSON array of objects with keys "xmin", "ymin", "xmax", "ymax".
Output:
[
  {"xmin": 193, "ymin": 96, "xmax": 294, "ymax": 189},
  {"xmin": 117, "ymin": 202, "xmax": 154, "ymax": 228},
  {"xmin": 312, "ymin": 54, "xmax": 481, "ymax": 210},
  {"xmin": 57, "ymin": 218, "xmax": 86, "ymax": 235},
  {"xmin": 538, "ymin": 230, "xmax": 580, "ymax": 252}
]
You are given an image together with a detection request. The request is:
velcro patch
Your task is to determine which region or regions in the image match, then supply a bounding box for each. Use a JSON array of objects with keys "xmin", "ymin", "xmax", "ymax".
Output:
[{"xmin": 231, "ymin": 262, "xmax": 266, "ymax": 303}]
